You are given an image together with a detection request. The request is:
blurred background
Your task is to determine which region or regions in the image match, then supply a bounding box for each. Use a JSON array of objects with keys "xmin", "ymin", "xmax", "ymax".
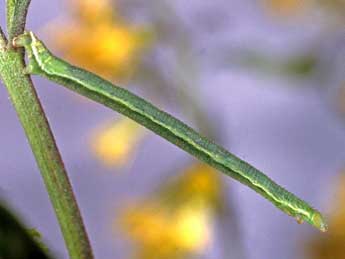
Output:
[{"xmin": 1, "ymin": 0, "xmax": 345, "ymax": 258}]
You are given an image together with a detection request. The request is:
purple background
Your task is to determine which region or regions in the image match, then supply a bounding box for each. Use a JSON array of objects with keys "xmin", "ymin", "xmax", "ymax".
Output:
[{"xmin": 1, "ymin": 1, "xmax": 345, "ymax": 258}]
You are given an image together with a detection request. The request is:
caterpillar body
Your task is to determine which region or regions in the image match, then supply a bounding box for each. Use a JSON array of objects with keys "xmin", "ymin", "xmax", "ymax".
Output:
[{"xmin": 13, "ymin": 31, "xmax": 327, "ymax": 232}]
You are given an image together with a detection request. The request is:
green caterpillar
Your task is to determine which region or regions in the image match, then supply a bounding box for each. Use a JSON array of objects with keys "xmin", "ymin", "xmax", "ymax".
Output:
[{"xmin": 13, "ymin": 31, "xmax": 327, "ymax": 232}]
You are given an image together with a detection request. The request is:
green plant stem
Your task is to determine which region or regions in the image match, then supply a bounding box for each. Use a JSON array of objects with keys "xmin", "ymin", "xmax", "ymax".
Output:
[
  {"xmin": 0, "ymin": 28, "xmax": 6, "ymax": 47},
  {"xmin": 6, "ymin": 0, "xmax": 32, "ymax": 41},
  {"xmin": 0, "ymin": 31, "xmax": 93, "ymax": 259}
]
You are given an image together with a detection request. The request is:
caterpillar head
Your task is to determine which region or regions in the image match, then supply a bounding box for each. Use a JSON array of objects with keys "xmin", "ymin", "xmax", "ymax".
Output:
[{"xmin": 311, "ymin": 211, "xmax": 327, "ymax": 232}]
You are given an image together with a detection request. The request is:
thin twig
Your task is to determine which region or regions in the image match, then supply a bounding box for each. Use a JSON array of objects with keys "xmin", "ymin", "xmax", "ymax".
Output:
[
  {"xmin": 0, "ymin": 44, "xmax": 94, "ymax": 259},
  {"xmin": 0, "ymin": 2, "xmax": 94, "ymax": 258},
  {"xmin": 6, "ymin": 0, "xmax": 32, "ymax": 41}
]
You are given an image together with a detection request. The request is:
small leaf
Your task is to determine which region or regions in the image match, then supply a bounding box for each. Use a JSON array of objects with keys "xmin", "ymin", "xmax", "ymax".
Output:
[
  {"xmin": 0, "ymin": 202, "xmax": 52, "ymax": 258},
  {"xmin": 27, "ymin": 228, "xmax": 50, "ymax": 254}
]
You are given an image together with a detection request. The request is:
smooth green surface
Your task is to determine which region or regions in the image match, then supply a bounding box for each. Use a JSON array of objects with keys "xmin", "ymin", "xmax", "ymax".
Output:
[
  {"xmin": 14, "ymin": 31, "xmax": 327, "ymax": 232},
  {"xmin": 0, "ymin": 29, "xmax": 94, "ymax": 259}
]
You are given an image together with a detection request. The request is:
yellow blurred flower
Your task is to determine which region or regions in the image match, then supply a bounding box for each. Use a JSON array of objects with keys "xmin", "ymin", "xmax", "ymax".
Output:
[
  {"xmin": 117, "ymin": 163, "xmax": 222, "ymax": 258},
  {"xmin": 174, "ymin": 205, "xmax": 212, "ymax": 251},
  {"xmin": 305, "ymin": 173, "xmax": 345, "ymax": 258},
  {"xmin": 263, "ymin": 0, "xmax": 308, "ymax": 16},
  {"xmin": 91, "ymin": 117, "xmax": 146, "ymax": 167},
  {"xmin": 120, "ymin": 202, "xmax": 213, "ymax": 258},
  {"xmin": 47, "ymin": 0, "xmax": 151, "ymax": 80},
  {"xmin": 70, "ymin": 0, "xmax": 113, "ymax": 23},
  {"xmin": 177, "ymin": 163, "xmax": 222, "ymax": 205}
]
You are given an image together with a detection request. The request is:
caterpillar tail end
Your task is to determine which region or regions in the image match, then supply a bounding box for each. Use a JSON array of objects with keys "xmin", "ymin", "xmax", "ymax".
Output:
[{"xmin": 12, "ymin": 31, "xmax": 44, "ymax": 75}]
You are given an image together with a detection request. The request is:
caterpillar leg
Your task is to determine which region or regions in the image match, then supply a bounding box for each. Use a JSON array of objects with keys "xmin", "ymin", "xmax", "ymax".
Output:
[
  {"xmin": 22, "ymin": 53, "xmax": 43, "ymax": 75},
  {"xmin": 295, "ymin": 215, "xmax": 304, "ymax": 225}
]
